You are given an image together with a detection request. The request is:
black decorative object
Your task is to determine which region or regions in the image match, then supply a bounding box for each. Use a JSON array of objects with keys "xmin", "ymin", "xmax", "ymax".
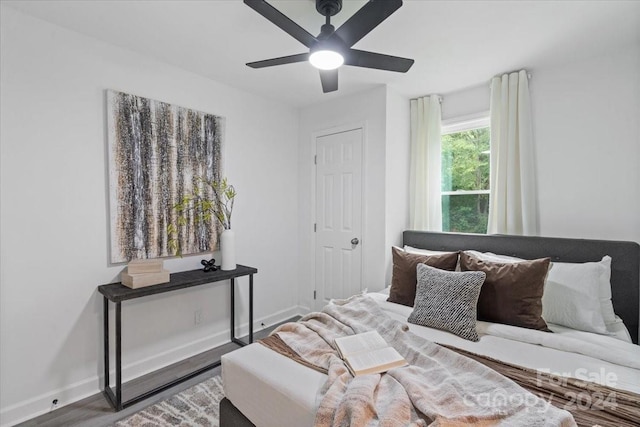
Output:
[{"xmin": 201, "ymin": 258, "xmax": 218, "ymax": 272}]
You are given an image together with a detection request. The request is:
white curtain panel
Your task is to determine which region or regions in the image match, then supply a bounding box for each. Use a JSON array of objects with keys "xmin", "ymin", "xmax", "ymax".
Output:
[
  {"xmin": 488, "ymin": 70, "xmax": 538, "ymax": 235},
  {"xmin": 409, "ymin": 95, "xmax": 442, "ymax": 231}
]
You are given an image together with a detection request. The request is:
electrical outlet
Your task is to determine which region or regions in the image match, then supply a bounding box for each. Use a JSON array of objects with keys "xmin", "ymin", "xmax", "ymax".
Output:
[
  {"xmin": 51, "ymin": 399, "xmax": 59, "ymax": 410},
  {"xmin": 194, "ymin": 309, "xmax": 202, "ymax": 325}
]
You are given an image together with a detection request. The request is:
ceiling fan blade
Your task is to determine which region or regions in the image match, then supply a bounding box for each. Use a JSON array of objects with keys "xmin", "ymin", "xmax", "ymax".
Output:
[
  {"xmin": 333, "ymin": 0, "xmax": 402, "ymax": 47},
  {"xmin": 244, "ymin": 0, "xmax": 317, "ymax": 48},
  {"xmin": 247, "ymin": 53, "xmax": 310, "ymax": 68},
  {"xmin": 345, "ymin": 49, "xmax": 414, "ymax": 72},
  {"xmin": 319, "ymin": 69, "xmax": 338, "ymax": 93}
]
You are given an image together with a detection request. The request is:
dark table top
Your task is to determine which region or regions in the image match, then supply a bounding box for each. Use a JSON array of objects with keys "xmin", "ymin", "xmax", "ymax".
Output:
[{"xmin": 98, "ymin": 264, "xmax": 258, "ymax": 302}]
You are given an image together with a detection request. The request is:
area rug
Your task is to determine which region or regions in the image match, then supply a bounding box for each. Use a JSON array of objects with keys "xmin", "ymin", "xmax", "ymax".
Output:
[{"xmin": 113, "ymin": 375, "xmax": 224, "ymax": 427}]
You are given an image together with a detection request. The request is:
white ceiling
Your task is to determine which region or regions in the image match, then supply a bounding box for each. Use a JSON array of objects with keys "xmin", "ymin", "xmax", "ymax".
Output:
[{"xmin": 4, "ymin": 0, "xmax": 640, "ymax": 108}]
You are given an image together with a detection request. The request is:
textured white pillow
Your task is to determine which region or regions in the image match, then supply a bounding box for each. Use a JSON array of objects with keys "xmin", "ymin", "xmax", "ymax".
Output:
[{"xmin": 463, "ymin": 251, "xmax": 618, "ymax": 335}]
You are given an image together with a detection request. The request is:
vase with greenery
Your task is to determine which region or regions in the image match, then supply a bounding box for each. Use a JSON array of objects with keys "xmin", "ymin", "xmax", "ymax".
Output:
[{"xmin": 168, "ymin": 177, "xmax": 237, "ymax": 269}]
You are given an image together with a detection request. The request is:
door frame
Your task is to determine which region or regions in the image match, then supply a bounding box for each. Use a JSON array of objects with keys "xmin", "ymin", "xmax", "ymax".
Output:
[{"xmin": 311, "ymin": 121, "xmax": 367, "ymax": 311}]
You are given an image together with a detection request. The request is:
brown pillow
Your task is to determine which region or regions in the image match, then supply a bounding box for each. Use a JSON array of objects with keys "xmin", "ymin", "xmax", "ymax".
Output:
[
  {"xmin": 387, "ymin": 247, "xmax": 459, "ymax": 307},
  {"xmin": 460, "ymin": 252, "xmax": 551, "ymax": 331}
]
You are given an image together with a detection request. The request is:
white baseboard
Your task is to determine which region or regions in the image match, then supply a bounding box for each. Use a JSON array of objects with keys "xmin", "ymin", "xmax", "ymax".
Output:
[
  {"xmin": 296, "ymin": 304, "xmax": 312, "ymax": 315},
  {"xmin": 0, "ymin": 305, "xmax": 304, "ymax": 427},
  {"xmin": 246, "ymin": 305, "xmax": 303, "ymax": 336}
]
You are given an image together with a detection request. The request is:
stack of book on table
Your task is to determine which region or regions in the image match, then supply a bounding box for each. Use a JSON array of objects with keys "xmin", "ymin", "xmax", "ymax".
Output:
[{"xmin": 121, "ymin": 259, "xmax": 170, "ymax": 289}]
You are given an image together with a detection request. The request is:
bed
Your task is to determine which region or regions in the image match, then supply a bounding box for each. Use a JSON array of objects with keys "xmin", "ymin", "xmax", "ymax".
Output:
[{"xmin": 220, "ymin": 231, "xmax": 640, "ymax": 427}]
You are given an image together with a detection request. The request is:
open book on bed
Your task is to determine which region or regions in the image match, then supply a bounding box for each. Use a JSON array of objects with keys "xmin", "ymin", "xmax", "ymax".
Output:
[{"xmin": 334, "ymin": 330, "xmax": 408, "ymax": 376}]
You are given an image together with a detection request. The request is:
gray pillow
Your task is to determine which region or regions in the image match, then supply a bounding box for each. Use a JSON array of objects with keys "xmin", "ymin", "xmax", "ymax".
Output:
[{"xmin": 408, "ymin": 264, "xmax": 486, "ymax": 342}]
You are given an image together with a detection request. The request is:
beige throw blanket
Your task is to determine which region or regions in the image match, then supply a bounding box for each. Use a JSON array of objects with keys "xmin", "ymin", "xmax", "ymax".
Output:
[{"xmin": 269, "ymin": 295, "xmax": 576, "ymax": 427}]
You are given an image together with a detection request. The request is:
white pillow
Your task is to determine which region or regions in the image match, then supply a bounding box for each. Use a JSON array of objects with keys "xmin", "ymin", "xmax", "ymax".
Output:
[
  {"xmin": 545, "ymin": 256, "xmax": 616, "ymax": 329},
  {"xmin": 463, "ymin": 251, "xmax": 618, "ymax": 336},
  {"xmin": 463, "ymin": 250, "xmax": 523, "ymax": 263},
  {"xmin": 542, "ymin": 269, "xmax": 608, "ymax": 335},
  {"xmin": 591, "ymin": 256, "xmax": 616, "ymax": 325},
  {"xmin": 403, "ymin": 245, "xmax": 454, "ymax": 256},
  {"xmin": 606, "ymin": 316, "xmax": 633, "ymax": 343}
]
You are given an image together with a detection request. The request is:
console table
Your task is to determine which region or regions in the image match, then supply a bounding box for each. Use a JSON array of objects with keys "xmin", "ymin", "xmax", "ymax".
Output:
[{"xmin": 98, "ymin": 264, "xmax": 257, "ymax": 411}]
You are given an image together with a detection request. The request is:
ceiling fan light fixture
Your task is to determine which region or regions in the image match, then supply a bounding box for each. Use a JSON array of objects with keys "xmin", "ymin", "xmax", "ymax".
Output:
[
  {"xmin": 244, "ymin": 0, "xmax": 413, "ymax": 93},
  {"xmin": 309, "ymin": 50, "xmax": 344, "ymax": 70}
]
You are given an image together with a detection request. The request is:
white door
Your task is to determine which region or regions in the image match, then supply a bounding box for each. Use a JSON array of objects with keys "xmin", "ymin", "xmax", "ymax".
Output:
[{"xmin": 315, "ymin": 128, "xmax": 363, "ymax": 310}]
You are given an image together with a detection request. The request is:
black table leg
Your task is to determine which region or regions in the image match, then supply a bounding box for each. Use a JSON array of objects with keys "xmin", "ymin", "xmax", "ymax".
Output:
[
  {"xmin": 115, "ymin": 301, "xmax": 122, "ymax": 410},
  {"xmin": 103, "ymin": 297, "xmax": 109, "ymax": 391},
  {"xmin": 230, "ymin": 277, "xmax": 253, "ymax": 347},
  {"xmin": 249, "ymin": 274, "xmax": 254, "ymax": 343},
  {"xmin": 230, "ymin": 278, "xmax": 235, "ymax": 342}
]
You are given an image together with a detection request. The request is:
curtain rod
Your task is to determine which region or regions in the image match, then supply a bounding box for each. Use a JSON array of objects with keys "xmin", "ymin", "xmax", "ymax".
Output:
[
  {"xmin": 492, "ymin": 70, "xmax": 532, "ymax": 79},
  {"xmin": 410, "ymin": 95, "xmax": 443, "ymax": 103},
  {"xmin": 489, "ymin": 71, "xmax": 532, "ymax": 88},
  {"xmin": 412, "ymin": 71, "xmax": 532, "ymax": 102}
]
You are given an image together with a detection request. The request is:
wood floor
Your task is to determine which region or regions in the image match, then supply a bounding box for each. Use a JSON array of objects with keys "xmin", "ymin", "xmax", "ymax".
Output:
[{"xmin": 17, "ymin": 318, "xmax": 297, "ymax": 427}]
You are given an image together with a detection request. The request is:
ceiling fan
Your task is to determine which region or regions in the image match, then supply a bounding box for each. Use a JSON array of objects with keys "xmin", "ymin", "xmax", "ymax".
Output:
[{"xmin": 244, "ymin": 0, "xmax": 414, "ymax": 93}]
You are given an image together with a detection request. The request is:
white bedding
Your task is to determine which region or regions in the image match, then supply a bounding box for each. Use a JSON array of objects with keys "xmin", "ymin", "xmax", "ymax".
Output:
[{"xmin": 222, "ymin": 291, "xmax": 640, "ymax": 427}]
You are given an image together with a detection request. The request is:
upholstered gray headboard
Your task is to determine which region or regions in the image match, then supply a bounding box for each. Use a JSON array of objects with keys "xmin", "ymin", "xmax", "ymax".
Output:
[{"xmin": 403, "ymin": 231, "xmax": 640, "ymax": 344}]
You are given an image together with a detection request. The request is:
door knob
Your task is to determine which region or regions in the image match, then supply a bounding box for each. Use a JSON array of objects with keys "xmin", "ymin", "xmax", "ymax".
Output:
[{"xmin": 351, "ymin": 238, "xmax": 360, "ymax": 245}]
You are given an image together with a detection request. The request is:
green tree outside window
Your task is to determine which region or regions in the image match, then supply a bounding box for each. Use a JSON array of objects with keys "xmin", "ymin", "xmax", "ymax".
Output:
[{"xmin": 441, "ymin": 127, "xmax": 490, "ymax": 234}]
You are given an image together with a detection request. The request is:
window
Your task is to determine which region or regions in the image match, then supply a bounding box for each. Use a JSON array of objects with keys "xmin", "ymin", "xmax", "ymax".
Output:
[{"xmin": 441, "ymin": 116, "xmax": 490, "ymax": 234}]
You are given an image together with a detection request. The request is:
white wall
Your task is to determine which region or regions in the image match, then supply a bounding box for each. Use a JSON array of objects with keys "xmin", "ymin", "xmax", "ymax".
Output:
[
  {"xmin": 0, "ymin": 7, "xmax": 300, "ymax": 426},
  {"xmin": 533, "ymin": 46, "xmax": 640, "ymax": 243},
  {"xmin": 442, "ymin": 84, "xmax": 490, "ymax": 121},
  {"xmin": 441, "ymin": 45, "xmax": 640, "ymax": 244},
  {"xmin": 384, "ymin": 87, "xmax": 411, "ymax": 284}
]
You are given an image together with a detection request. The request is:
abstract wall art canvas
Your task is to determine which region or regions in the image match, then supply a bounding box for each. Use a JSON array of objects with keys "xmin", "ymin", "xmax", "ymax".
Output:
[{"xmin": 107, "ymin": 90, "xmax": 224, "ymax": 263}]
